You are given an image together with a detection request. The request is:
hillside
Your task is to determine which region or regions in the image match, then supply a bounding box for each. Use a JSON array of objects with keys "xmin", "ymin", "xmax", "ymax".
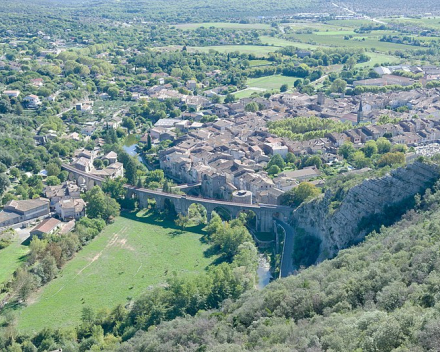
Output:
[
  {"xmin": 3, "ymin": 0, "xmax": 440, "ymax": 22},
  {"xmin": 118, "ymin": 175, "xmax": 440, "ymax": 351},
  {"xmin": 291, "ymin": 161, "xmax": 440, "ymax": 265}
]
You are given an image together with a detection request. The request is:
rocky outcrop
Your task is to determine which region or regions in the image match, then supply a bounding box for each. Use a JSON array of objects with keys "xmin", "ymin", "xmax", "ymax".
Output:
[{"xmin": 291, "ymin": 162, "xmax": 440, "ymax": 262}]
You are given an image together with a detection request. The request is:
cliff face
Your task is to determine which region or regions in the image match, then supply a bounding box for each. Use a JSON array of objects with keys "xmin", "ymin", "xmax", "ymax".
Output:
[{"xmin": 291, "ymin": 162, "xmax": 440, "ymax": 262}]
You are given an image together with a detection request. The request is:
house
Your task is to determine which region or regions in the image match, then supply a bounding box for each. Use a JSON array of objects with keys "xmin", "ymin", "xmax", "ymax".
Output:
[
  {"xmin": 154, "ymin": 118, "xmax": 181, "ymax": 129},
  {"xmin": 72, "ymin": 157, "xmax": 92, "ymax": 173},
  {"xmin": 0, "ymin": 198, "xmax": 50, "ymax": 228},
  {"xmin": 23, "ymin": 95, "xmax": 42, "ymax": 108},
  {"xmin": 30, "ymin": 78, "xmax": 44, "ymax": 87},
  {"xmin": 279, "ymin": 166, "xmax": 321, "ymax": 181},
  {"xmin": 55, "ymin": 198, "xmax": 86, "ymax": 221},
  {"xmin": 81, "ymin": 122, "xmax": 98, "ymax": 136},
  {"xmin": 186, "ymin": 80, "xmax": 197, "ymax": 90},
  {"xmin": 30, "ymin": 218, "xmax": 61, "ymax": 238},
  {"xmin": 103, "ymin": 151, "xmax": 118, "ymax": 164},
  {"xmin": 2, "ymin": 90, "xmax": 20, "ymax": 98},
  {"xmin": 44, "ymin": 182, "xmax": 80, "ymax": 208}
]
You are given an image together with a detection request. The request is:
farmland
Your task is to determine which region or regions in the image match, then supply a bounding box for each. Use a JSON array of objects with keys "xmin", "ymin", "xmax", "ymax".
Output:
[{"xmin": 16, "ymin": 211, "xmax": 216, "ymax": 333}]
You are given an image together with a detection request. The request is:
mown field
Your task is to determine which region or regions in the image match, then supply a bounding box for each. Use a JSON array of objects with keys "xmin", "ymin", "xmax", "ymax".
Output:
[
  {"xmin": 247, "ymin": 75, "xmax": 297, "ymax": 90},
  {"xmin": 16, "ymin": 211, "xmax": 216, "ymax": 333},
  {"xmin": 0, "ymin": 236, "xmax": 29, "ymax": 287}
]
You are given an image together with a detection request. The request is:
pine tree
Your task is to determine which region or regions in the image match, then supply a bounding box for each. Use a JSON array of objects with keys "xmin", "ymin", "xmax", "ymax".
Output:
[
  {"xmin": 147, "ymin": 133, "xmax": 152, "ymax": 150},
  {"xmin": 163, "ymin": 179, "xmax": 170, "ymax": 193}
]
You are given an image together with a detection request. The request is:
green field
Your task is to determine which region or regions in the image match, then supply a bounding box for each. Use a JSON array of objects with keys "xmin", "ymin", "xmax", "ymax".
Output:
[
  {"xmin": 356, "ymin": 52, "xmax": 402, "ymax": 68},
  {"xmin": 260, "ymin": 35, "xmax": 319, "ymax": 50},
  {"xmin": 189, "ymin": 45, "xmax": 278, "ymax": 56},
  {"xmin": 233, "ymin": 88, "xmax": 266, "ymax": 99},
  {"xmin": 247, "ymin": 75, "xmax": 297, "ymax": 90},
  {"xmin": 0, "ymin": 235, "xmax": 29, "ymax": 286},
  {"xmin": 17, "ymin": 211, "xmax": 216, "ymax": 333},
  {"xmin": 173, "ymin": 22, "xmax": 271, "ymax": 30}
]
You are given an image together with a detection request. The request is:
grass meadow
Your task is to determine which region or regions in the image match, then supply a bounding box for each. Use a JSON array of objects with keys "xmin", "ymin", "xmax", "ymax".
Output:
[
  {"xmin": 16, "ymin": 210, "xmax": 215, "ymax": 333},
  {"xmin": 0, "ymin": 236, "xmax": 29, "ymax": 288}
]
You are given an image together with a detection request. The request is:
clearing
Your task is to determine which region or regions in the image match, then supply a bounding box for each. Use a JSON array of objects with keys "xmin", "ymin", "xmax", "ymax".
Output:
[
  {"xmin": 17, "ymin": 211, "xmax": 215, "ymax": 333},
  {"xmin": 0, "ymin": 233, "xmax": 29, "ymax": 287}
]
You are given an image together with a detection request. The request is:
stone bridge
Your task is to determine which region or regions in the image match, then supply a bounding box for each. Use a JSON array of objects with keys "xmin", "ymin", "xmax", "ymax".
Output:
[{"xmin": 63, "ymin": 164, "xmax": 292, "ymax": 232}]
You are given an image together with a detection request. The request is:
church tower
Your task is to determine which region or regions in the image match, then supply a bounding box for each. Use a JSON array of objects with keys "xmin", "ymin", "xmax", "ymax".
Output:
[{"xmin": 357, "ymin": 98, "xmax": 363, "ymax": 125}]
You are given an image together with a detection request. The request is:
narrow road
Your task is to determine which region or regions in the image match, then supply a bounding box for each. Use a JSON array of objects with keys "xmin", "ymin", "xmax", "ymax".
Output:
[{"xmin": 277, "ymin": 219, "xmax": 295, "ymax": 278}]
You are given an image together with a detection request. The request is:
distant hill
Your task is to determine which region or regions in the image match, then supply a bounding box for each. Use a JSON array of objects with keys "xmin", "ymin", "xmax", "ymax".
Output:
[{"xmin": 2, "ymin": 0, "xmax": 439, "ymax": 22}]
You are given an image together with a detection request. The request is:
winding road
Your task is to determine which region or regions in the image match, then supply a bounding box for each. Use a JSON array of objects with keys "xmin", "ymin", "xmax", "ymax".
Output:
[{"xmin": 277, "ymin": 219, "xmax": 295, "ymax": 278}]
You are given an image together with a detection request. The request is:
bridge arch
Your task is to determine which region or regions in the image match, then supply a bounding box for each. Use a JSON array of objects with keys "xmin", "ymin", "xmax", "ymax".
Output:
[
  {"xmin": 237, "ymin": 209, "xmax": 257, "ymax": 229},
  {"xmin": 188, "ymin": 203, "xmax": 208, "ymax": 225},
  {"xmin": 212, "ymin": 206, "xmax": 232, "ymax": 221}
]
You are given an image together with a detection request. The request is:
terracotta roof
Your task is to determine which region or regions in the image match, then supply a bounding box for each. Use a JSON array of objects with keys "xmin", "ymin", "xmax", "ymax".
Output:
[{"xmin": 31, "ymin": 217, "xmax": 61, "ymax": 234}]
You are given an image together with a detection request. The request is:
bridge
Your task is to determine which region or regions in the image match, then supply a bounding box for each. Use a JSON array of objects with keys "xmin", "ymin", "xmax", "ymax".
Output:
[{"xmin": 63, "ymin": 164, "xmax": 292, "ymax": 232}]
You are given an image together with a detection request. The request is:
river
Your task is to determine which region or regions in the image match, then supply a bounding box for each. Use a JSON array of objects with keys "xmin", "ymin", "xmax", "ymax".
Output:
[
  {"xmin": 122, "ymin": 134, "xmax": 143, "ymax": 162},
  {"xmin": 257, "ymin": 255, "xmax": 272, "ymax": 289}
]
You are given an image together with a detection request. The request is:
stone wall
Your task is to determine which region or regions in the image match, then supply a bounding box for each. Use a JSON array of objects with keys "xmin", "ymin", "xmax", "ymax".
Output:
[{"xmin": 291, "ymin": 162, "xmax": 440, "ymax": 262}]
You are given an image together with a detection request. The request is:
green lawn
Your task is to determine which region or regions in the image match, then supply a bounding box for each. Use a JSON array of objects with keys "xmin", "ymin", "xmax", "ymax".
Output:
[
  {"xmin": 356, "ymin": 52, "xmax": 402, "ymax": 68},
  {"xmin": 17, "ymin": 211, "xmax": 216, "ymax": 333},
  {"xmin": 233, "ymin": 88, "xmax": 265, "ymax": 99},
  {"xmin": 0, "ymin": 236, "xmax": 29, "ymax": 286},
  {"xmin": 172, "ymin": 22, "xmax": 271, "ymax": 30},
  {"xmin": 247, "ymin": 75, "xmax": 297, "ymax": 90}
]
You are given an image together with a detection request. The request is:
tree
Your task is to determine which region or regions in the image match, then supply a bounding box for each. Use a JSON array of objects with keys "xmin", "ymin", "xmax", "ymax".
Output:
[
  {"xmin": 286, "ymin": 152, "xmax": 296, "ymax": 164},
  {"xmin": 267, "ymin": 154, "xmax": 285, "ymax": 170},
  {"xmin": 376, "ymin": 137, "xmax": 392, "ymax": 154},
  {"xmin": 10, "ymin": 167, "xmax": 20, "ymax": 179},
  {"xmin": 162, "ymin": 179, "xmax": 171, "ymax": 193},
  {"xmin": 330, "ymin": 78, "xmax": 347, "ymax": 94},
  {"xmin": 175, "ymin": 213, "xmax": 190, "ymax": 230},
  {"xmin": 244, "ymin": 102, "xmax": 259, "ymax": 112},
  {"xmin": 377, "ymin": 152, "xmax": 405, "ymax": 168},
  {"xmin": 144, "ymin": 169, "xmax": 165, "ymax": 188},
  {"xmin": 146, "ymin": 133, "xmax": 152, "ymax": 150},
  {"xmin": 122, "ymin": 117, "xmax": 136, "ymax": 133},
  {"xmin": 304, "ymin": 155, "xmax": 322, "ymax": 169},
  {"xmin": 338, "ymin": 142, "xmax": 355, "ymax": 159},
  {"xmin": 224, "ymin": 93, "xmax": 236, "ymax": 103},
  {"xmin": 281, "ymin": 182, "xmax": 321, "ymax": 207},
  {"xmin": 267, "ymin": 165, "xmax": 281, "ymax": 175},
  {"xmin": 211, "ymin": 95, "xmax": 221, "ymax": 104},
  {"xmin": 15, "ymin": 102, "xmax": 24, "ymax": 115},
  {"xmin": 124, "ymin": 158, "xmax": 137, "ymax": 185},
  {"xmin": 0, "ymin": 173, "xmax": 10, "ymax": 196},
  {"xmin": 102, "ymin": 177, "xmax": 126, "ymax": 200},
  {"xmin": 280, "ymin": 84, "xmax": 289, "ymax": 92},
  {"xmin": 93, "ymin": 159, "xmax": 104, "ymax": 170},
  {"xmin": 46, "ymin": 176, "xmax": 61, "ymax": 186},
  {"xmin": 362, "ymin": 140, "xmax": 378, "ymax": 158},
  {"xmin": 84, "ymin": 186, "xmax": 121, "ymax": 223},
  {"xmin": 352, "ymin": 151, "xmax": 372, "ymax": 169},
  {"xmin": 46, "ymin": 163, "xmax": 61, "ymax": 177},
  {"xmin": 107, "ymin": 86, "xmax": 119, "ymax": 100}
]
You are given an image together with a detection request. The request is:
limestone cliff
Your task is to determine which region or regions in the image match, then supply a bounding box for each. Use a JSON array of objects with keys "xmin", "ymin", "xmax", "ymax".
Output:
[{"xmin": 291, "ymin": 162, "xmax": 440, "ymax": 262}]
